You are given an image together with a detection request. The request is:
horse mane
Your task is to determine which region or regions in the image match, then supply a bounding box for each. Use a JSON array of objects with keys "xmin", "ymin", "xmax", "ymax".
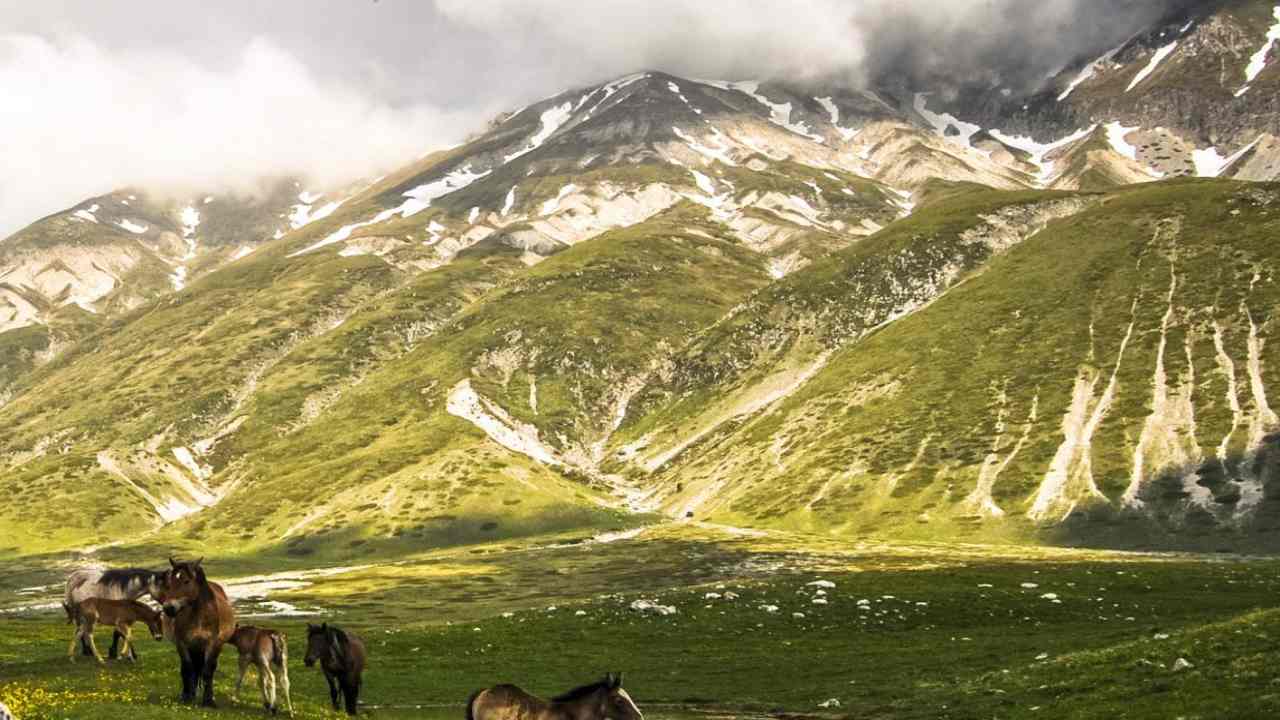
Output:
[
  {"xmin": 328, "ymin": 626, "xmax": 349, "ymax": 665},
  {"xmin": 98, "ymin": 568, "xmax": 159, "ymax": 591},
  {"xmin": 552, "ymin": 680, "xmax": 610, "ymax": 702}
]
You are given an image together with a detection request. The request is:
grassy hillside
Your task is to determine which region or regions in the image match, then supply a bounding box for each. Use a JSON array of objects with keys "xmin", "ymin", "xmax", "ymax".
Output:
[{"xmin": 626, "ymin": 180, "xmax": 1280, "ymax": 551}]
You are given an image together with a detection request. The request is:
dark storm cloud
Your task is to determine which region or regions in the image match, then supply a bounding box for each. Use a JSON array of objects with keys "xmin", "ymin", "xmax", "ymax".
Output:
[{"xmin": 0, "ymin": 0, "xmax": 1191, "ymax": 236}]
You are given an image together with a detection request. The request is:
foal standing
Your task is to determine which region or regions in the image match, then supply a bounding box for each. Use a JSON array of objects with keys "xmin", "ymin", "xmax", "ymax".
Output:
[
  {"xmin": 304, "ymin": 623, "xmax": 366, "ymax": 716},
  {"xmin": 65, "ymin": 598, "xmax": 165, "ymax": 663},
  {"xmin": 230, "ymin": 624, "xmax": 293, "ymax": 716}
]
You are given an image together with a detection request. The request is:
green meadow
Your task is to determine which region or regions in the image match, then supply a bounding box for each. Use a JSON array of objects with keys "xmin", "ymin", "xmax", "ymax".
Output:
[{"xmin": 2, "ymin": 525, "xmax": 1278, "ymax": 719}]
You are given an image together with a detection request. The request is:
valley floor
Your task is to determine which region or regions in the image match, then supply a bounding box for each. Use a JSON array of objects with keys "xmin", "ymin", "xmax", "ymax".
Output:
[{"xmin": 1, "ymin": 526, "xmax": 1278, "ymax": 719}]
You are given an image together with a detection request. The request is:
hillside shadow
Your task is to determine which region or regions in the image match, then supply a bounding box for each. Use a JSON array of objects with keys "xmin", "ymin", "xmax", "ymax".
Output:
[{"xmin": 1045, "ymin": 432, "xmax": 1280, "ymax": 554}]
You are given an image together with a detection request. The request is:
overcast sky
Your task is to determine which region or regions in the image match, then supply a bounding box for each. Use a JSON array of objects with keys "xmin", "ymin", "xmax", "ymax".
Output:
[{"xmin": 0, "ymin": 0, "xmax": 1180, "ymax": 237}]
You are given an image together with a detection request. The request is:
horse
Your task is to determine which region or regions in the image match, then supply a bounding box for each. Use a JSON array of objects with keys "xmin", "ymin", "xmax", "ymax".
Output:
[
  {"xmin": 64, "ymin": 566, "xmax": 165, "ymax": 657},
  {"xmin": 466, "ymin": 673, "xmax": 643, "ymax": 720},
  {"xmin": 65, "ymin": 597, "xmax": 165, "ymax": 664},
  {"xmin": 230, "ymin": 624, "xmax": 293, "ymax": 716},
  {"xmin": 304, "ymin": 623, "xmax": 366, "ymax": 716},
  {"xmin": 156, "ymin": 557, "xmax": 236, "ymax": 707}
]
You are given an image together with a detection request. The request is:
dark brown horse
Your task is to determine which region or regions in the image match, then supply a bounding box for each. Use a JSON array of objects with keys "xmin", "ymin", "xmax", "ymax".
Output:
[
  {"xmin": 467, "ymin": 674, "xmax": 643, "ymax": 720},
  {"xmin": 304, "ymin": 623, "xmax": 366, "ymax": 716},
  {"xmin": 156, "ymin": 557, "xmax": 236, "ymax": 707}
]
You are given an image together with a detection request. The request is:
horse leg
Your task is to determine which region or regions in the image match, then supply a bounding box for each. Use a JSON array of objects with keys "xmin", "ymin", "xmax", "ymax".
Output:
[
  {"xmin": 108, "ymin": 629, "xmax": 122, "ymax": 659},
  {"xmin": 200, "ymin": 650, "xmax": 219, "ymax": 708},
  {"xmin": 259, "ymin": 660, "xmax": 275, "ymax": 713},
  {"xmin": 277, "ymin": 661, "xmax": 293, "ymax": 717},
  {"xmin": 235, "ymin": 655, "xmax": 249, "ymax": 701},
  {"xmin": 117, "ymin": 624, "xmax": 134, "ymax": 662},
  {"xmin": 68, "ymin": 625, "xmax": 82, "ymax": 662},
  {"xmin": 180, "ymin": 649, "xmax": 198, "ymax": 703},
  {"xmin": 326, "ymin": 673, "xmax": 340, "ymax": 711},
  {"xmin": 342, "ymin": 677, "xmax": 360, "ymax": 716},
  {"xmin": 86, "ymin": 626, "xmax": 105, "ymax": 664}
]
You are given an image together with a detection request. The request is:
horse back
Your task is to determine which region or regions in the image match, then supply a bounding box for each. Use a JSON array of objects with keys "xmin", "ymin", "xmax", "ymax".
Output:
[{"xmin": 473, "ymin": 684, "xmax": 549, "ymax": 720}]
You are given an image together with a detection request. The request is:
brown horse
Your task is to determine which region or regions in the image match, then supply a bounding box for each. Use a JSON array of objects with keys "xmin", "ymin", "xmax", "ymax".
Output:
[
  {"xmin": 64, "ymin": 598, "xmax": 165, "ymax": 664},
  {"xmin": 230, "ymin": 624, "xmax": 293, "ymax": 716},
  {"xmin": 467, "ymin": 674, "xmax": 643, "ymax": 720},
  {"xmin": 304, "ymin": 623, "xmax": 366, "ymax": 716},
  {"xmin": 156, "ymin": 557, "xmax": 236, "ymax": 707}
]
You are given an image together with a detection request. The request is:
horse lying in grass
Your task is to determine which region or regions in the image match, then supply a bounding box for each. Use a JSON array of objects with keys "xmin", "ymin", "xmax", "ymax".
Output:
[
  {"xmin": 64, "ymin": 566, "xmax": 165, "ymax": 657},
  {"xmin": 230, "ymin": 624, "xmax": 293, "ymax": 716},
  {"xmin": 156, "ymin": 557, "xmax": 236, "ymax": 707},
  {"xmin": 65, "ymin": 598, "xmax": 165, "ymax": 664},
  {"xmin": 304, "ymin": 623, "xmax": 366, "ymax": 716},
  {"xmin": 467, "ymin": 673, "xmax": 643, "ymax": 720}
]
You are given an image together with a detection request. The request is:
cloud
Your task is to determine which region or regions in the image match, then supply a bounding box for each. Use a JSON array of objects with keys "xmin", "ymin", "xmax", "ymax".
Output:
[
  {"xmin": 435, "ymin": 0, "xmax": 1182, "ymax": 92},
  {"xmin": 0, "ymin": 33, "xmax": 488, "ymax": 237},
  {"xmin": 434, "ymin": 0, "xmax": 869, "ymax": 84},
  {"xmin": 1, "ymin": 1, "xmax": 1189, "ymax": 237}
]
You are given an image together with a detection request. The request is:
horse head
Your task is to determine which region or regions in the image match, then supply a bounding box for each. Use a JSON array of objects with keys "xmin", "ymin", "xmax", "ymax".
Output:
[
  {"xmin": 304, "ymin": 622, "xmax": 346, "ymax": 669},
  {"xmin": 597, "ymin": 674, "xmax": 642, "ymax": 720},
  {"xmin": 143, "ymin": 606, "xmax": 166, "ymax": 641},
  {"xmin": 158, "ymin": 557, "xmax": 206, "ymax": 618}
]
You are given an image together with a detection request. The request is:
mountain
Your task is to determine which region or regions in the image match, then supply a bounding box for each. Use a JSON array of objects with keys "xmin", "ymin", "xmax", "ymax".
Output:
[{"xmin": 1, "ymin": 3, "xmax": 1279, "ymax": 560}]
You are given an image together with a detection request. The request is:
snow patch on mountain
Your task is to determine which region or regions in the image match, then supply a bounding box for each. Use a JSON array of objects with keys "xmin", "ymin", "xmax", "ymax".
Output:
[
  {"xmin": 505, "ymin": 100, "xmax": 576, "ymax": 163},
  {"xmin": 289, "ymin": 166, "xmax": 490, "ymax": 257},
  {"xmin": 1126, "ymin": 41, "xmax": 1178, "ymax": 92},
  {"xmin": 180, "ymin": 206, "xmax": 200, "ymax": 237},
  {"xmin": 289, "ymin": 197, "xmax": 342, "ymax": 230},
  {"xmin": 1193, "ymin": 136, "xmax": 1263, "ymax": 177},
  {"xmin": 672, "ymin": 126, "xmax": 738, "ymax": 166},
  {"xmin": 541, "ymin": 184, "xmax": 578, "ymax": 215},
  {"xmin": 72, "ymin": 204, "xmax": 100, "ymax": 223},
  {"xmin": 116, "ymin": 219, "xmax": 148, "ymax": 234},
  {"xmin": 815, "ymin": 96, "xmax": 858, "ymax": 141},
  {"xmin": 913, "ymin": 94, "xmax": 981, "ymax": 149},
  {"xmin": 723, "ymin": 81, "xmax": 824, "ymax": 143},
  {"xmin": 1103, "ymin": 122, "xmax": 1162, "ymax": 177},
  {"xmin": 989, "ymin": 126, "xmax": 1096, "ymax": 184},
  {"xmin": 1244, "ymin": 6, "xmax": 1280, "ymax": 86}
]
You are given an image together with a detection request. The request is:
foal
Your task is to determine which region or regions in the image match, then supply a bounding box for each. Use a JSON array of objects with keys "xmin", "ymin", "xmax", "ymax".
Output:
[
  {"xmin": 467, "ymin": 673, "xmax": 643, "ymax": 720},
  {"xmin": 230, "ymin": 624, "xmax": 293, "ymax": 716},
  {"xmin": 304, "ymin": 623, "xmax": 366, "ymax": 716},
  {"xmin": 65, "ymin": 598, "xmax": 165, "ymax": 664}
]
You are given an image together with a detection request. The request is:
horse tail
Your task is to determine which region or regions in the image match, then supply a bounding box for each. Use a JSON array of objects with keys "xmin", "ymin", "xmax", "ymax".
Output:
[
  {"xmin": 465, "ymin": 688, "xmax": 483, "ymax": 720},
  {"xmin": 271, "ymin": 631, "xmax": 287, "ymax": 667},
  {"xmin": 62, "ymin": 601, "xmax": 79, "ymax": 625}
]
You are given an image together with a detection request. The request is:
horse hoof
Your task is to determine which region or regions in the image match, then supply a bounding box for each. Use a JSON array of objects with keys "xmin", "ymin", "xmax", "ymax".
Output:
[{"xmin": 201, "ymin": 699, "xmax": 217, "ymax": 708}]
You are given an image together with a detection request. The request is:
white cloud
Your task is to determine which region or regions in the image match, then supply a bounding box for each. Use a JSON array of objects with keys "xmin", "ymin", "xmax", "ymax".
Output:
[
  {"xmin": 434, "ymin": 0, "xmax": 869, "ymax": 83},
  {"xmin": 0, "ymin": 34, "xmax": 485, "ymax": 237}
]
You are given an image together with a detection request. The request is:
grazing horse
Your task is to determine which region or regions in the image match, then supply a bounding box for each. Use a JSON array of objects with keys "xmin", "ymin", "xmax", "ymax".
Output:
[
  {"xmin": 230, "ymin": 624, "xmax": 293, "ymax": 716},
  {"xmin": 65, "ymin": 598, "xmax": 165, "ymax": 663},
  {"xmin": 156, "ymin": 557, "xmax": 236, "ymax": 707},
  {"xmin": 64, "ymin": 566, "xmax": 165, "ymax": 657},
  {"xmin": 304, "ymin": 623, "xmax": 366, "ymax": 716},
  {"xmin": 467, "ymin": 673, "xmax": 643, "ymax": 720}
]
